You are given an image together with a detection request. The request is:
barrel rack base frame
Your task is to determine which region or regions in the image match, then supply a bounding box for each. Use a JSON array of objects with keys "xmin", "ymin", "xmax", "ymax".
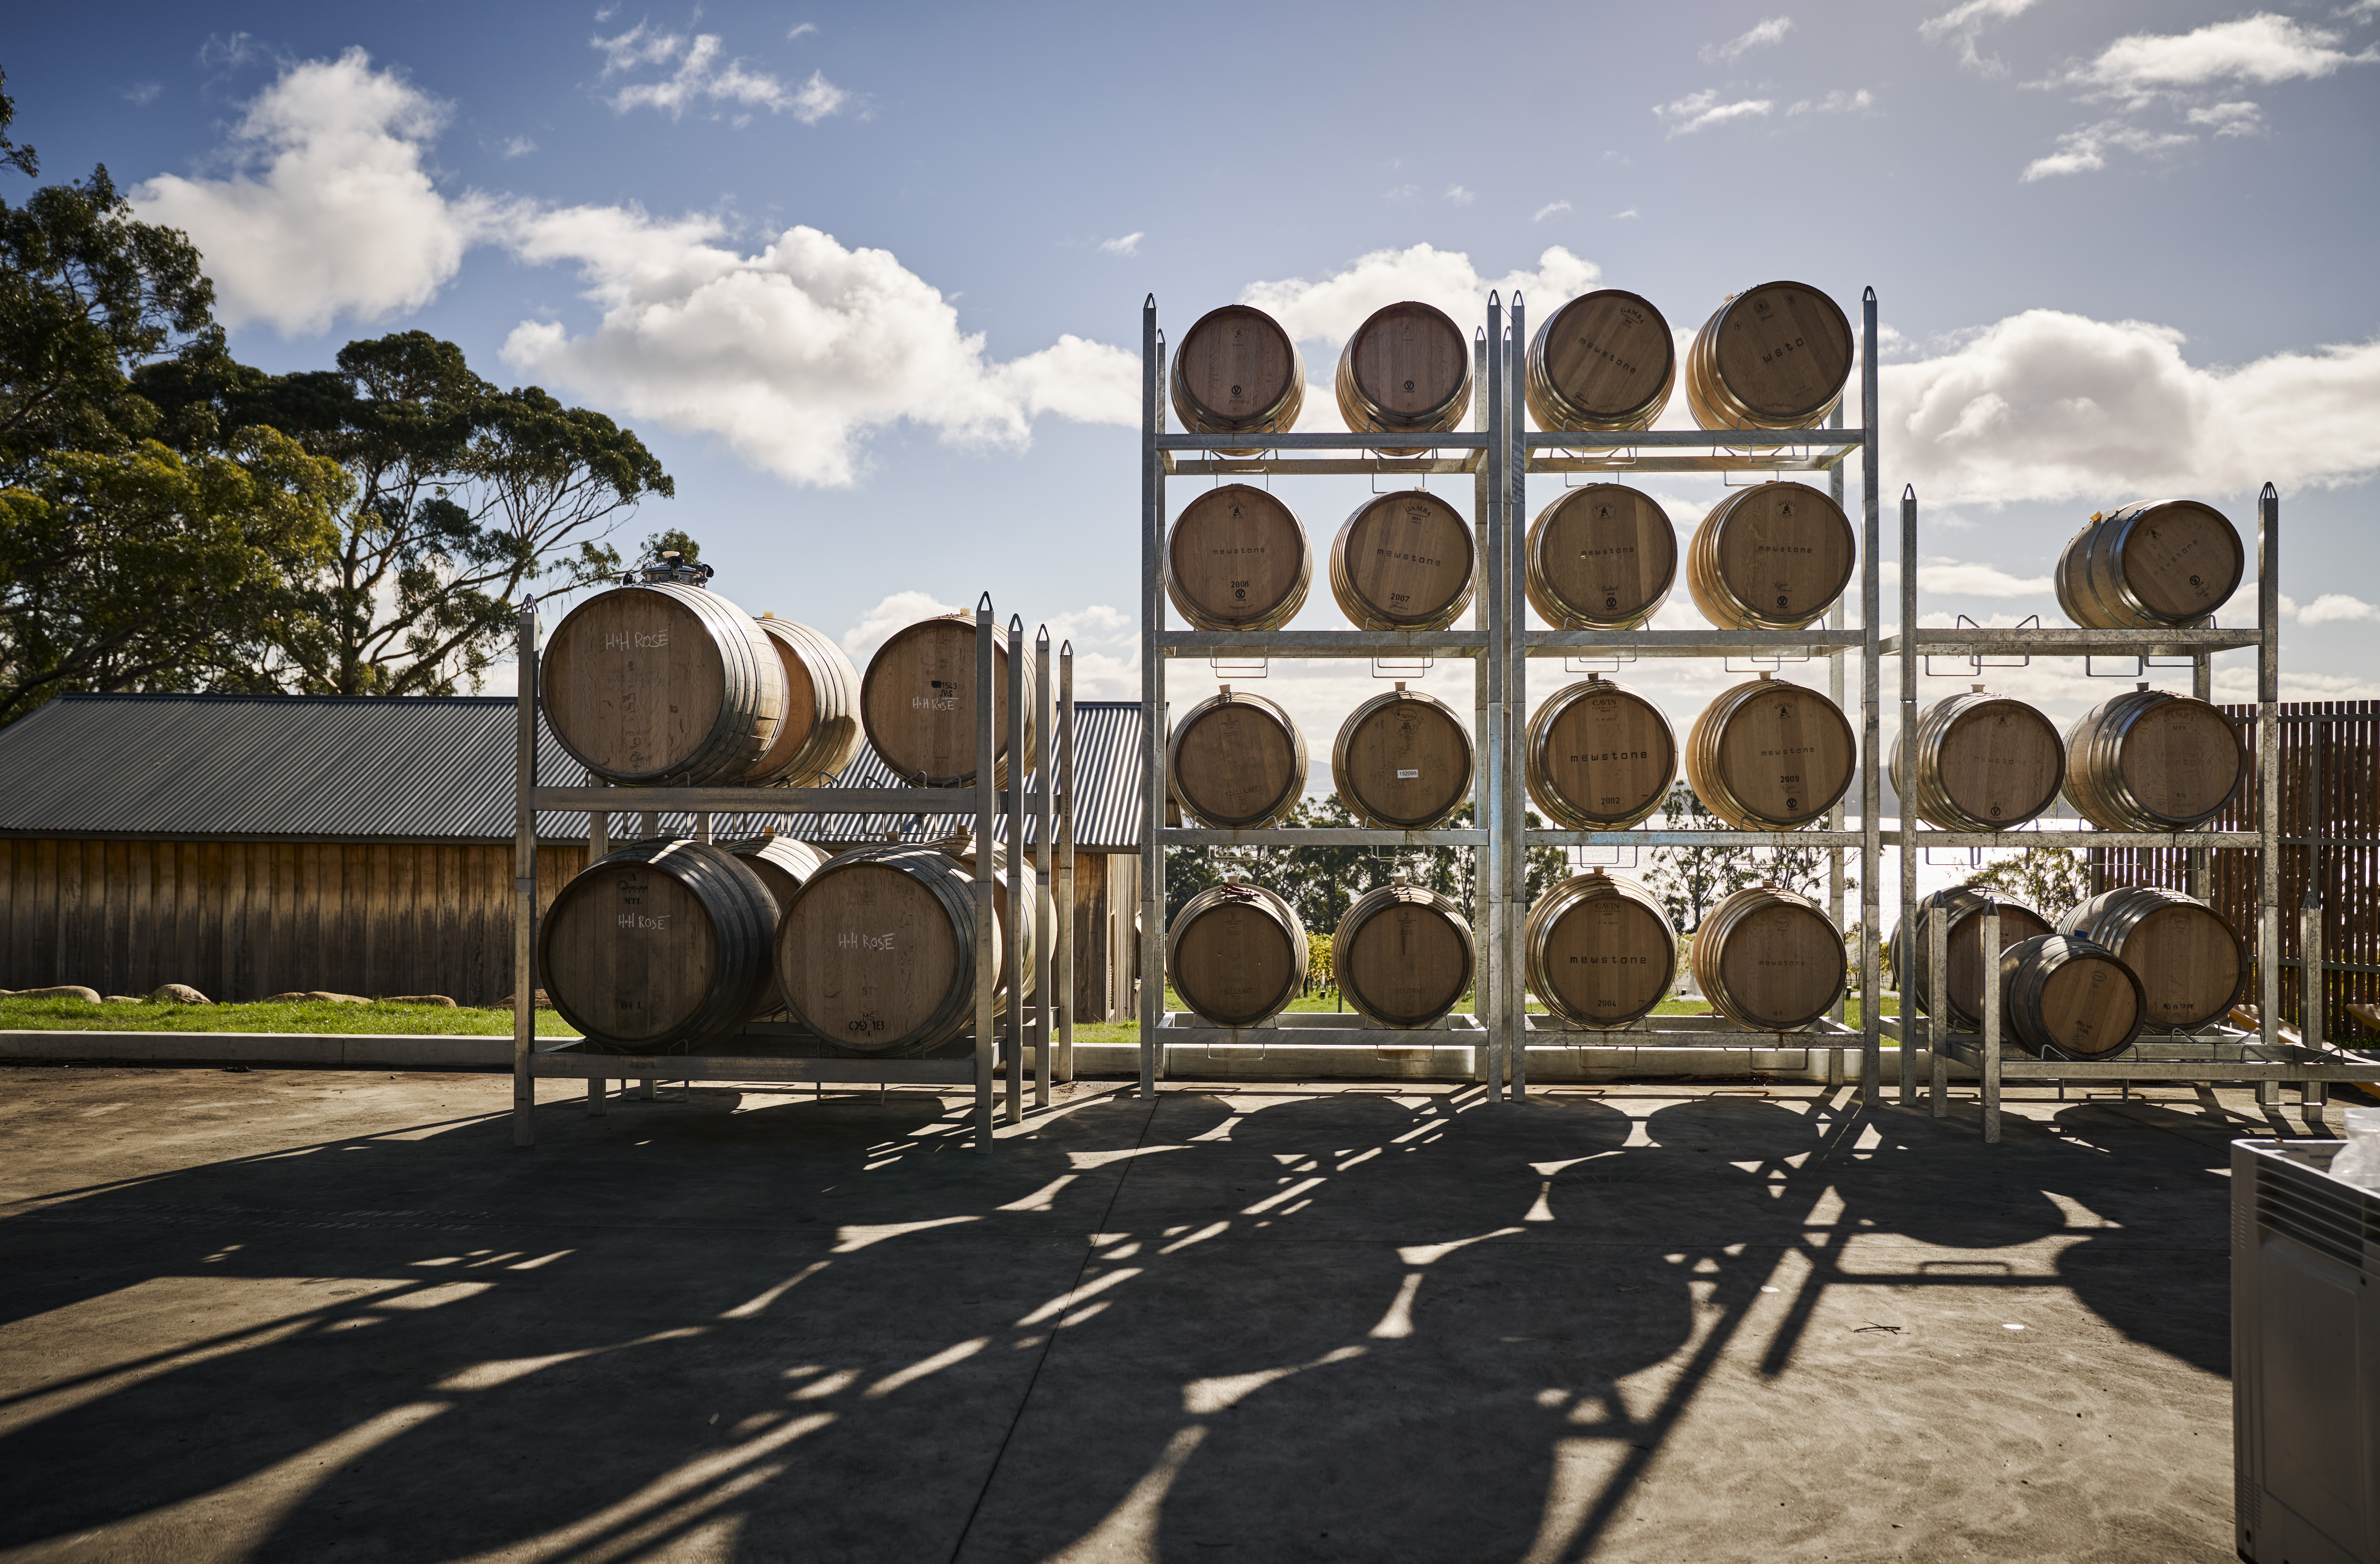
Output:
[
  {"xmin": 1879, "ymin": 486, "xmax": 2378, "ymax": 1143},
  {"xmin": 1138, "ymin": 291, "xmax": 1887, "ymax": 1103},
  {"xmin": 510, "ymin": 596, "xmax": 1080, "ymax": 1155}
]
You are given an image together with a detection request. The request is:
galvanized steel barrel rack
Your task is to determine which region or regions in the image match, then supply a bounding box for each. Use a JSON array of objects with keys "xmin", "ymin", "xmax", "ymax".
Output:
[
  {"xmin": 1513, "ymin": 290, "xmax": 1883, "ymax": 1101},
  {"xmin": 1140, "ymin": 296, "xmax": 1505, "ymax": 1096},
  {"xmin": 508, "ymin": 594, "xmax": 1079, "ymax": 1154},
  {"xmin": 1878, "ymin": 487, "xmax": 2380, "ymax": 1141}
]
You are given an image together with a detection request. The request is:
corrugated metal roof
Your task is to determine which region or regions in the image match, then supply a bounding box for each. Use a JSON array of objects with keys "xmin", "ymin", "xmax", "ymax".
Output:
[
  {"xmin": 770, "ymin": 701, "xmax": 1144, "ymax": 852},
  {"xmin": 0, "ymin": 693, "xmax": 1147, "ymax": 851}
]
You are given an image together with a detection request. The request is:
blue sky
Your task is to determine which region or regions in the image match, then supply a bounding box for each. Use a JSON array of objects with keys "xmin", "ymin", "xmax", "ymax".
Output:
[{"xmin": 6, "ymin": 0, "xmax": 2378, "ymax": 736}]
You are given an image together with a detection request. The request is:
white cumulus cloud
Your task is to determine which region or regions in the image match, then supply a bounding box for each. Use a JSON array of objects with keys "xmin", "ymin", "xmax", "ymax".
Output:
[
  {"xmin": 1880, "ymin": 309, "xmax": 2380, "ymax": 505},
  {"xmin": 2020, "ymin": 118, "xmax": 2197, "ymax": 180},
  {"xmin": 1702, "ymin": 16, "xmax": 1793, "ymax": 65},
  {"xmin": 502, "ymin": 207, "xmax": 1139, "ymax": 487},
  {"xmin": 132, "ymin": 49, "xmax": 495, "ymax": 336},
  {"xmin": 1532, "ymin": 200, "xmax": 1571, "ymax": 221},
  {"xmin": 1788, "ymin": 88, "xmax": 1876, "ymax": 115},
  {"xmin": 1919, "ymin": 0, "xmax": 2041, "ymax": 76},
  {"xmin": 2298, "ymin": 593, "xmax": 2380, "ymax": 625},
  {"xmin": 1915, "ymin": 560, "xmax": 2054, "ymax": 597},
  {"xmin": 1443, "ymin": 184, "xmax": 1475, "ymax": 205},
  {"xmin": 1237, "ymin": 243, "xmax": 1602, "ymax": 347},
  {"xmin": 1098, "ymin": 231, "xmax": 1143, "ymax": 256},
  {"xmin": 2044, "ymin": 13, "xmax": 2374, "ymax": 103},
  {"xmin": 1655, "ymin": 90, "xmax": 1774, "ymax": 136},
  {"xmin": 2186, "ymin": 100, "xmax": 2265, "ymax": 136},
  {"xmin": 841, "ymin": 590, "xmax": 960, "ymax": 666},
  {"xmin": 594, "ymin": 25, "xmax": 849, "ymax": 123}
]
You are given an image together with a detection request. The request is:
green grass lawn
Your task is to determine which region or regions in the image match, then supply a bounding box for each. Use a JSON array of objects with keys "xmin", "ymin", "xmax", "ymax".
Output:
[{"xmin": 0, "ymin": 996, "xmax": 581, "ymax": 1036}]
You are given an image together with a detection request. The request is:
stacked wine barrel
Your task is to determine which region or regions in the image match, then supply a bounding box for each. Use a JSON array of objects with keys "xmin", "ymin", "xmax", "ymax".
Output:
[
  {"xmin": 542, "ymin": 582, "xmax": 861, "ymax": 787},
  {"xmin": 1334, "ymin": 882, "xmax": 1474, "ymax": 1028},
  {"xmin": 1526, "ymin": 871, "xmax": 1678, "ymax": 1030},
  {"xmin": 2000, "ymin": 935, "xmax": 2146, "ymax": 1059},
  {"xmin": 1525, "ymin": 484, "xmax": 1677, "ymax": 630},
  {"xmin": 860, "ymin": 613, "xmax": 1036, "ymax": 788},
  {"xmin": 2062, "ymin": 686, "xmax": 2246, "ymax": 830},
  {"xmin": 1169, "ymin": 883, "xmax": 1310, "ymax": 1027},
  {"xmin": 1168, "ymin": 687, "xmax": 1307, "ymax": 830},
  {"xmin": 2059, "ymin": 886, "xmax": 2245, "ymax": 1032},
  {"xmin": 1336, "ymin": 301, "xmax": 1472, "ymax": 455},
  {"xmin": 1692, "ymin": 885, "xmax": 1847, "ymax": 1031},
  {"xmin": 2056, "ymin": 500, "xmax": 2244, "ymax": 630},
  {"xmin": 1890, "ymin": 888, "xmax": 2053, "ymax": 1031},
  {"xmin": 1526, "ymin": 675, "xmax": 1676, "ymax": 830},
  {"xmin": 1891, "ymin": 686, "xmax": 2067, "ymax": 832},
  {"xmin": 1331, "ymin": 686, "xmax": 1472, "ymax": 830},
  {"xmin": 1685, "ymin": 482, "xmax": 1857, "ymax": 632},
  {"xmin": 1685, "ymin": 674, "xmax": 1858, "ymax": 830},
  {"xmin": 1171, "ymin": 306, "xmax": 1304, "ymax": 456}
]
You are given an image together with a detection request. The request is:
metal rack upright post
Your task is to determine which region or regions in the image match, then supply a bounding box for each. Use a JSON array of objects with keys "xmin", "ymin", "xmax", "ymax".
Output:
[{"xmin": 509, "ymin": 594, "xmax": 1074, "ymax": 1153}]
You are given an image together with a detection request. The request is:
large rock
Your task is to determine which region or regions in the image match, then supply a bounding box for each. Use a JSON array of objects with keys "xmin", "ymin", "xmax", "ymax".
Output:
[
  {"xmin": 5, "ymin": 986, "xmax": 101, "ymax": 1003},
  {"xmin": 385, "ymin": 994, "xmax": 458, "ymax": 1007},
  {"xmin": 149, "ymin": 983, "xmax": 212, "ymax": 1005}
]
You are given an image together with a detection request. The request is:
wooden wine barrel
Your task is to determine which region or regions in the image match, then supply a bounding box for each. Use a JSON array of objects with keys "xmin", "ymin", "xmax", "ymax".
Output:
[
  {"xmin": 1685, "ymin": 481, "xmax": 1857, "ymax": 631},
  {"xmin": 1685, "ymin": 675, "xmax": 1857, "ymax": 830},
  {"xmin": 1335, "ymin": 300, "xmax": 1472, "ymax": 456},
  {"xmin": 1524, "ymin": 289, "xmax": 1675, "ymax": 432},
  {"xmin": 1525, "ymin": 870, "xmax": 1678, "ymax": 1030},
  {"xmin": 948, "ymin": 847, "xmax": 1040, "ymax": 1004},
  {"xmin": 725, "ymin": 836, "xmax": 830, "ymax": 1016},
  {"xmin": 1890, "ymin": 686, "xmax": 2067, "ymax": 832},
  {"xmin": 539, "ymin": 839, "xmax": 778, "ymax": 1052},
  {"xmin": 1683, "ymin": 282, "xmax": 1855, "ymax": 431},
  {"xmin": 1334, "ymin": 882, "xmax": 1475, "ymax": 1028},
  {"xmin": 1330, "ymin": 686, "xmax": 1472, "ymax": 829},
  {"xmin": 2057, "ymin": 886, "xmax": 2246, "ymax": 1032},
  {"xmin": 1524, "ymin": 483, "xmax": 1677, "ymax": 629},
  {"xmin": 860, "ymin": 614, "xmax": 1035, "ymax": 788},
  {"xmin": 744, "ymin": 615, "xmax": 863, "ymax": 786},
  {"xmin": 1692, "ymin": 885, "xmax": 1847, "ymax": 1032},
  {"xmin": 1526, "ymin": 675, "xmax": 1677, "ymax": 829},
  {"xmin": 774, "ymin": 845, "xmax": 999, "ymax": 1054},
  {"xmin": 1889, "ymin": 888, "xmax": 2054, "ymax": 1031},
  {"xmin": 1999, "ymin": 934, "xmax": 2145, "ymax": 1059},
  {"xmin": 2055, "ymin": 500, "xmax": 2244, "ymax": 630},
  {"xmin": 1165, "ymin": 484, "xmax": 1313, "ymax": 632},
  {"xmin": 2062, "ymin": 686, "xmax": 2246, "ymax": 830},
  {"xmin": 1329, "ymin": 489, "xmax": 1478, "ymax": 630},
  {"xmin": 1168, "ymin": 688, "xmax": 1307, "ymax": 829},
  {"xmin": 1168, "ymin": 882, "xmax": 1310, "ymax": 1027},
  {"xmin": 1169, "ymin": 305, "xmax": 1304, "ymax": 457},
  {"xmin": 541, "ymin": 582, "xmax": 785, "ymax": 785}
]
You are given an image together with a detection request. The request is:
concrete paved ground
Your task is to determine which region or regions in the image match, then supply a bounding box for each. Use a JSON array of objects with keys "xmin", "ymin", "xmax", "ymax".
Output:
[{"xmin": 0, "ymin": 1065, "xmax": 2326, "ymax": 1562}]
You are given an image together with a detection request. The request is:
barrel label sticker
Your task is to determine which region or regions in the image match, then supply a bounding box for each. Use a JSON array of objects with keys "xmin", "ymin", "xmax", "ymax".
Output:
[
  {"xmin": 838, "ymin": 932, "xmax": 896, "ymax": 951},
  {"xmin": 1397, "ymin": 769, "xmax": 1421, "ymax": 779},
  {"xmin": 600, "ymin": 630, "xmax": 669, "ymax": 650}
]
